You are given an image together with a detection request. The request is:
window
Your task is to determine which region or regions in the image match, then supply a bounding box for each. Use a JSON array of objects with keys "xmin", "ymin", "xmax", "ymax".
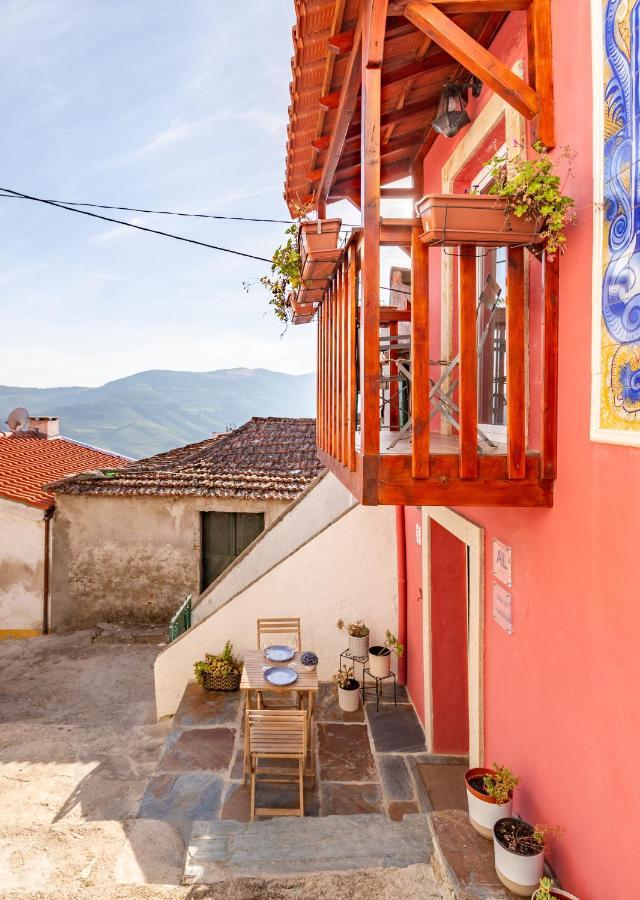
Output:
[{"xmin": 200, "ymin": 511, "xmax": 265, "ymax": 590}]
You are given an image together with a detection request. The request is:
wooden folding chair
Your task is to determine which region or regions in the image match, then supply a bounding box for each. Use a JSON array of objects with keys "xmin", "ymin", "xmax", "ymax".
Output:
[
  {"xmin": 247, "ymin": 709, "xmax": 308, "ymax": 820},
  {"xmin": 256, "ymin": 617, "xmax": 301, "ymax": 651}
]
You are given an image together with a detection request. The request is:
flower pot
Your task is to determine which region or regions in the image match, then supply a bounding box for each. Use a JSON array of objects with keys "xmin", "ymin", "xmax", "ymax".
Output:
[
  {"xmin": 301, "ymin": 664, "xmax": 317, "ymax": 672},
  {"xmin": 532, "ymin": 889, "xmax": 579, "ymax": 899},
  {"xmin": 348, "ymin": 633, "xmax": 369, "ymax": 659},
  {"xmin": 465, "ymin": 767, "xmax": 513, "ymax": 839},
  {"xmin": 337, "ymin": 679, "xmax": 361, "ymax": 712},
  {"xmin": 368, "ymin": 646, "xmax": 391, "ymax": 678},
  {"xmin": 300, "ymin": 218, "xmax": 342, "ymax": 259},
  {"xmin": 493, "ymin": 818, "xmax": 544, "ymax": 897},
  {"xmin": 202, "ymin": 670, "xmax": 241, "ymax": 692},
  {"xmin": 416, "ymin": 194, "xmax": 542, "ymax": 248}
]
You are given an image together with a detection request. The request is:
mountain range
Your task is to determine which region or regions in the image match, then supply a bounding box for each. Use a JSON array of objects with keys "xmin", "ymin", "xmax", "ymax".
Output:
[{"xmin": 0, "ymin": 368, "xmax": 316, "ymax": 459}]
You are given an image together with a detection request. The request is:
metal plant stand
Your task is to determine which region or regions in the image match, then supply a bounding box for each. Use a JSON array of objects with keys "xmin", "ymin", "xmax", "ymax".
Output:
[{"xmin": 362, "ymin": 667, "xmax": 397, "ymax": 712}]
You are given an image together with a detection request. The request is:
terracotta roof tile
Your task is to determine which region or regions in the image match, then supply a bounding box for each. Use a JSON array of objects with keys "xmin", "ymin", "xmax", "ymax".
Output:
[
  {"xmin": 50, "ymin": 417, "xmax": 323, "ymax": 502},
  {"xmin": 0, "ymin": 434, "xmax": 129, "ymax": 509}
]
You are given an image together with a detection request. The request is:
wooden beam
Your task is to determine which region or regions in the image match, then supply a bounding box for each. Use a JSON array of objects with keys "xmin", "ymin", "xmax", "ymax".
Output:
[
  {"xmin": 528, "ymin": 0, "xmax": 555, "ymax": 148},
  {"xmin": 329, "ymin": 30, "xmax": 355, "ymax": 54},
  {"xmin": 411, "ymin": 226, "xmax": 430, "ymax": 477},
  {"xmin": 458, "ymin": 245, "xmax": 478, "ymax": 478},
  {"xmin": 381, "ymin": 186, "xmax": 417, "ymax": 199},
  {"xmin": 365, "ymin": 0, "xmax": 390, "ymax": 67},
  {"xmin": 405, "ymin": 2, "xmax": 539, "ymax": 119},
  {"xmin": 541, "ymin": 251, "xmax": 559, "ymax": 481},
  {"xmin": 506, "ymin": 246, "xmax": 526, "ymax": 479},
  {"xmin": 347, "ymin": 240, "xmax": 357, "ymax": 470},
  {"xmin": 389, "ymin": 0, "xmax": 529, "ymax": 11}
]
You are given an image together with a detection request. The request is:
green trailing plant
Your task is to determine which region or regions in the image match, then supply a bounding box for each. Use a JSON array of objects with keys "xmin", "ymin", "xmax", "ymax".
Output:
[
  {"xmin": 482, "ymin": 763, "xmax": 520, "ymax": 804},
  {"xmin": 483, "ymin": 141, "xmax": 575, "ymax": 258},
  {"xmin": 260, "ymin": 203, "xmax": 310, "ymax": 324},
  {"xmin": 337, "ymin": 618, "xmax": 369, "ymax": 638},
  {"xmin": 535, "ymin": 876, "xmax": 557, "ymax": 900},
  {"xmin": 332, "ymin": 664, "xmax": 357, "ymax": 689},
  {"xmin": 384, "ymin": 630, "xmax": 404, "ymax": 657},
  {"xmin": 193, "ymin": 640, "xmax": 241, "ymax": 685}
]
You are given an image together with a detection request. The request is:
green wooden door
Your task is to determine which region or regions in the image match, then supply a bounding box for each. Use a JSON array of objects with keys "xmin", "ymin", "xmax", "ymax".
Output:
[{"xmin": 201, "ymin": 511, "xmax": 265, "ymax": 590}]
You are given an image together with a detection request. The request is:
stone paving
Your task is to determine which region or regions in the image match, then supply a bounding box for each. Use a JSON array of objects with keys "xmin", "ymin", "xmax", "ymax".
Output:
[{"xmin": 137, "ymin": 680, "xmax": 444, "ymax": 838}]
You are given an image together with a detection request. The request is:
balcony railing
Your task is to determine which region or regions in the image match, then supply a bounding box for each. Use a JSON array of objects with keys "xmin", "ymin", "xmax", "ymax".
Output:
[{"xmin": 312, "ymin": 221, "xmax": 558, "ymax": 507}]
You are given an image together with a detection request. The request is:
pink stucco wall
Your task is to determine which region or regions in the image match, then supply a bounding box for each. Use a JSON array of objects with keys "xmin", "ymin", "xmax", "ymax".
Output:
[{"xmin": 414, "ymin": 8, "xmax": 640, "ymax": 898}]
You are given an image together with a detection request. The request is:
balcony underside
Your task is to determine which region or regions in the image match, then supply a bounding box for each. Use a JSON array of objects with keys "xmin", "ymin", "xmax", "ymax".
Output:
[{"xmin": 318, "ymin": 446, "xmax": 552, "ymax": 508}]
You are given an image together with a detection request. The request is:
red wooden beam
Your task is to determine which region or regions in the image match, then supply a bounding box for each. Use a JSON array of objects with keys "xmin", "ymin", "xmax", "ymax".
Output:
[
  {"xmin": 458, "ymin": 245, "xmax": 478, "ymax": 478},
  {"xmin": 541, "ymin": 251, "xmax": 559, "ymax": 481},
  {"xmin": 506, "ymin": 246, "xmax": 526, "ymax": 479},
  {"xmin": 411, "ymin": 227, "xmax": 430, "ymax": 477}
]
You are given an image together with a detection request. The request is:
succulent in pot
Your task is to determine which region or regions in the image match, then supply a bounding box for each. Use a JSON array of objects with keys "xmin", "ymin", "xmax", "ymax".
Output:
[
  {"xmin": 493, "ymin": 820, "xmax": 565, "ymax": 897},
  {"xmin": 193, "ymin": 641, "xmax": 242, "ymax": 692},
  {"xmin": 337, "ymin": 618, "xmax": 369, "ymax": 659},
  {"xmin": 368, "ymin": 630, "xmax": 404, "ymax": 678},
  {"xmin": 532, "ymin": 876, "xmax": 578, "ymax": 900},
  {"xmin": 300, "ymin": 650, "xmax": 318, "ymax": 671},
  {"xmin": 332, "ymin": 665, "xmax": 361, "ymax": 712},
  {"xmin": 465, "ymin": 763, "xmax": 520, "ymax": 839}
]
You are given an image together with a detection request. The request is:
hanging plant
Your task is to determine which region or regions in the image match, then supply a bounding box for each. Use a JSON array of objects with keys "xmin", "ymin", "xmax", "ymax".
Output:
[
  {"xmin": 260, "ymin": 204, "xmax": 310, "ymax": 324},
  {"xmin": 484, "ymin": 141, "xmax": 576, "ymax": 258}
]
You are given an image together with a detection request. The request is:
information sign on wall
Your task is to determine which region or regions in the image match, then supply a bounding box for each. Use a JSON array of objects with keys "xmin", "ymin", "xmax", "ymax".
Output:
[
  {"xmin": 492, "ymin": 539, "xmax": 512, "ymax": 587},
  {"xmin": 492, "ymin": 583, "xmax": 512, "ymax": 635}
]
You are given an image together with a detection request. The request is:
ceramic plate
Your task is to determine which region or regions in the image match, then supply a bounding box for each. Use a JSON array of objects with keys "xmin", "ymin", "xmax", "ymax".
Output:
[
  {"xmin": 264, "ymin": 666, "xmax": 298, "ymax": 686},
  {"xmin": 264, "ymin": 645, "xmax": 294, "ymax": 662}
]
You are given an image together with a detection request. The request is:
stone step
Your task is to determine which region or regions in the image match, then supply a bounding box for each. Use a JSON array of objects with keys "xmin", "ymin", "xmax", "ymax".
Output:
[{"xmin": 185, "ymin": 812, "xmax": 433, "ymax": 883}]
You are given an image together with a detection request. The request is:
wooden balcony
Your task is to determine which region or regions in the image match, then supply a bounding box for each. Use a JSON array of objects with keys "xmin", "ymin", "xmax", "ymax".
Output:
[{"xmin": 311, "ymin": 226, "xmax": 558, "ymax": 507}]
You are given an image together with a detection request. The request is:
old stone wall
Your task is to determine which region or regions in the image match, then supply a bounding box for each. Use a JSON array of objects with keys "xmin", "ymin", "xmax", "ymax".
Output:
[
  {"xmin": 0, "ymin": 497, "xmax": 45, "ymax": 636},
  {"xmin": 50, "ymin": 494, "xmax": 287, "ymax": 630}
]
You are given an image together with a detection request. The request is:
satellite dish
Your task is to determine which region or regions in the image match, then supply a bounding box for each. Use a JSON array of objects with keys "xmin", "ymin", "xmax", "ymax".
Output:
[{"xmin": 7, "ymin": 407, "xmax": 29, "ymax": 432}]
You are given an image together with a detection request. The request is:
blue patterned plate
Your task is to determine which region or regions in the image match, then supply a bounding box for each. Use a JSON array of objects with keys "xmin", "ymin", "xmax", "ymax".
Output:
[
  {"xmin": 264, "ymin": 644, "xmax": 294, "ymax": 662},
  {"xmin": 264, "ymin": 666, "xmax": 298, "ymax": 686}
]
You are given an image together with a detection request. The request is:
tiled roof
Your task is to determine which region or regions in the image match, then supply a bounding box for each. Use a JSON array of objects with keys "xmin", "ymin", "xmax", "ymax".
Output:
[
  {"xmin": 50, "ymin": 417, "xmax": 323, "ymax": 502},
  {"xmin": 0, "ymin": 434, "xmax": 129, "ymax": 510}
]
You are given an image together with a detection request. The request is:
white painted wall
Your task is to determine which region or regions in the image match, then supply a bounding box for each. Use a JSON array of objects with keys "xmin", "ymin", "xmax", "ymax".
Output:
[
  {"xmin": 154, "ymin": 501, "xmax": 398, "ymax": 718},
  {"xmin": 0, "ymin": 497, "xmax": 45, "ymax": 633},
  {"xmin": 192, "ymin": 472, "xmax": 357, "ymax": 623}
]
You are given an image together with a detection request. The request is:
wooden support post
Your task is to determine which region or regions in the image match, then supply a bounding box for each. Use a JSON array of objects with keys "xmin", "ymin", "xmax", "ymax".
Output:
[
  {"xmin": 389, "ymin": 319, "xmax": 399, "ymax": 431},
  {"xmin": 506, "ymin": 246, "xmax": 526, "ymax": 480},
  {"xmin": 347, "ymin": 240, "xmax": 358, "ymax": 470},
  {"xmin": 327, "ymin": 286, "xmax": 334, "ymax": 457},
  {"xmin": 411, "ymin": 226, "xmax": 430, "ymax": 478},
  {"xmin": 541, "ymin": 251, "xmax": 559, "ymax": 480},
  {"xmin": 341, "ymin": 261, "xmax": 348, "ymax": 464},
  {"xmin": 528, "ymin": 0, "xmax": 555, "ymax": 149},
  {"xmin": 316, "ymin": 308, "xmax": 322, "ymax": 450},
  {"xmin": 336, "ymin": 265, "xmax": 344, "ymax": 464},
  {"xmin": 458, "ymin": 245, "xmax": 478, "ymax": 479}
]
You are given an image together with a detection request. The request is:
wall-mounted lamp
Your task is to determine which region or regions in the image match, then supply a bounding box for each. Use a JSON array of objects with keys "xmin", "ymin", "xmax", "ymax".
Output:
[{"xmin": 432, "ymin": 77, "xmax": 482, "ymax": 138}]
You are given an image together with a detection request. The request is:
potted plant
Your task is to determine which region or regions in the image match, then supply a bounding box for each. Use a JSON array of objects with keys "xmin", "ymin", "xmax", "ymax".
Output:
[
  {"xmin": 332, "ymin": 665, "xmax": 361, "ymax": 712},
  {"xmin": 260, "ymin": 221, "xmax": 304, "ymax": 325},
  {"xmin": 300, "ymin": 217, "xmax": 342, "ymax": 262},
  {"xmin": 337, "ymin": 618, "xmax": 369, "ymax": 658},
  {"xmin": 465, "ymin": 763, "xmax": 520, "ymax": 838},
  {"xmin": 532, "ymin": 876, "xmax": 579, "ymax": 900},
  {"xmin": 493, "ymin": 820, "xmax": 564, "ymax": 897},
  {"xmin": 416, "ymin": 142, "xmax": 575, "ymax": 257},
  {"xmin": 300, "ymin": 650, "xmax": 318, "ymax": 672},
  {"xmin": 368, "ymin": 630, "xmax": 404, "ymax": 678},
  {"xmin": 193, "ymin": 641, "xmax": 242, "ymax": 692}
]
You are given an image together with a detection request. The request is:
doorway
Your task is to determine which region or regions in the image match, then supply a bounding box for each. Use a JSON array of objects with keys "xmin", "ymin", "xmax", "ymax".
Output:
[{"xmin": 200, "ymin": 510, "xmax": 265, "ymax": 590}]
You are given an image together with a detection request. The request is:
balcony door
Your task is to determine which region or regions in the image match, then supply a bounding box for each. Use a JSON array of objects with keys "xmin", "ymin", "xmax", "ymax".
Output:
[{"xmin": 200, "ymin": 510, "xmax": 264, "ymax": 590}]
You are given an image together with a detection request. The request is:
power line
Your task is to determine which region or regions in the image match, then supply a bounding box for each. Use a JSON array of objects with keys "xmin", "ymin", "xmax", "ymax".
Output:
[{"xmin": 0, "ymin": 187, "xmax": 273, "ymax": 263}]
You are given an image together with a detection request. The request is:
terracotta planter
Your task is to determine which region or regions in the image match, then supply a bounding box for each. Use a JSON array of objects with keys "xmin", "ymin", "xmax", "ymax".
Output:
[
  {"xmin": 465, "ymin": 767, "xmax": 513, "ymax": 839},
  {"xmin": 300, "ymin": 218, "xmax": 342, "ymax": 259},
  {"xmin": 289, "ymin": 292, "xmax": 316, "ymax": 324},
  {"xmin": 337, "ymin": 679, "xmax": 361, "ymax": 712},
  {"xmin": 493, "ymin": 818, "xmax": 544, "ymax": 897},
  {"xmin": 416, "ymin": 194, "xmax": 542, "ymax": 247},
  {"xmin": 368, "ymin": 646, "xmax": 391, "ymax": 678},
  {"xmin": 348, "ymin": 633, "xmax": 369, "ymax": 659}
]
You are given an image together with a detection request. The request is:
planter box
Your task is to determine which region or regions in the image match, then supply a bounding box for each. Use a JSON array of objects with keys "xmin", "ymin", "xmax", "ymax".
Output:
[
  {"xmin": 301, "ymin": 247, "xmax": 343, "ymax": 287},
  {"xmin": 416, "ymin": 194, "xmax": 541, "ymax": 248},
  {"xmin": 290, "ymin": 292, "xmax": 316, "ymax": 325},
  {"xmin": 300, "ymin": 218, "xmax": 342, "ymax": 262}
]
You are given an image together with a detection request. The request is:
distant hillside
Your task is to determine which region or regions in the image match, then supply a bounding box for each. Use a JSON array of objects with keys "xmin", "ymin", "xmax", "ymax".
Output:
[{"xmin": 0, "ymin": 368, "xmax": 316, "ymax": 459}]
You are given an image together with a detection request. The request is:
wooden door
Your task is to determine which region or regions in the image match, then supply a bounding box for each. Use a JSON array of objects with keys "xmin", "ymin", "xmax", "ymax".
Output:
[{"xmin": 201, "ymin": 511, "xmax": 264, "ymax": 590}]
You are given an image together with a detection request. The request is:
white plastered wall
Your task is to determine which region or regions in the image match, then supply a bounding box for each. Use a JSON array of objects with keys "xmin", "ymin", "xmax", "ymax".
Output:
[
  {"xmin": 0, "ymin": 497, "xmax": 45, "ymax": 633},
  {"xmin": 155, "ymin": 502, "xmax": 398, "ymax": 719}
]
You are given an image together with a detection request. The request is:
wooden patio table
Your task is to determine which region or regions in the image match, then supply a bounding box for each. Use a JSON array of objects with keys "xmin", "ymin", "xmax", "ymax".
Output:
[{"xmin": 240, "ymin": 650, "xmax": 318, "ymax": 783}]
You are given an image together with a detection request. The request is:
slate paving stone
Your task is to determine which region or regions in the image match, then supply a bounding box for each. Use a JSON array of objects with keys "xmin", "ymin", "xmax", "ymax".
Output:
[
  {"xmin": 317, "ymin": 723, "xmax": 377, "ymax": 782},
  {"xmin": 361, "ymin": 680, "xmax": 409, "ymax": 704},
  {"xmin": 366, "ymin": 703, "xmax": 427, "ymax": 753},
  {"xmin": 137, "ymin": 772, "xmax": 224, "ymax": 841},
  {"xmin": 416, "ymin": 762, "xmax": 467, "ymax": 811},
  {"xmin": 315, "ymin": 682, "xmax": 364, "ymax": 722},
  {"xmin": 220, "ymin": 780, "xmax": 320, "ymax": 821},
  {"xmin": 320, "ymin": 782, "xmax": 384, "ymax": 816},
  {"xmin": 377, "ymin": 754, "xmax": 415, "ymax": 801},
  {"xmin": 173, "ymin": 682, "xmax": 241, "ymax": 728},
  {"xmin": 158, "ymin": 727, "xmax": 235, "ymax": 772},
  {"xmin": 388, "ymin": 800, "xmax": 420, "ymax": 822}
]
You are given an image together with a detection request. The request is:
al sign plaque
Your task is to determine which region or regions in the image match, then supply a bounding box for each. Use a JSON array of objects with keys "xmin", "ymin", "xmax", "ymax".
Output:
[{"xmin": 492, "ymin": 538, "xmax": 512, "ymax": 587}]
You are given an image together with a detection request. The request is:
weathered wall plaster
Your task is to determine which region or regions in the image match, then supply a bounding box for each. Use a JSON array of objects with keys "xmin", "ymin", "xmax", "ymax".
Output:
[{"xmin": 0, "ymin": 497, "xmax": 45, "ymax": 635}]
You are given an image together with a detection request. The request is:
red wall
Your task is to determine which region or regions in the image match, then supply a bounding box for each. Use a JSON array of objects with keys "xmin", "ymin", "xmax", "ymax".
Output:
[
  {"xmin": 417, "ymin": 9, "xmax": 640, "ymax": 898},
  {"xmin": 404, "ymin": 505, "xmax": 424, "ymax": 723}
]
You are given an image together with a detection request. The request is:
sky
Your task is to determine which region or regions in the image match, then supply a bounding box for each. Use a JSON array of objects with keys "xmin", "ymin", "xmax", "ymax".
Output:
[{"xmin": 0, "ymin": 0, "xmax": 327, "ymax": 387}]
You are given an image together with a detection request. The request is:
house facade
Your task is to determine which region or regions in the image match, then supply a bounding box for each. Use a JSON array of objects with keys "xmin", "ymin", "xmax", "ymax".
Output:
[
  {"xmin": 49, "ymin": 417, "xmax": 323, "ymax": 630},
  {"xmin": 282, "ymin": 1, "xmax": 638, "ymax": 895},
  {"xmin": 0, "ymin": 417, "xmax": 127, "ymax": 639}
]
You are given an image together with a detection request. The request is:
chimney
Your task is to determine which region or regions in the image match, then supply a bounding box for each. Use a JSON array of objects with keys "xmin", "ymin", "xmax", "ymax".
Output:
[{"xmin": 29, "ymin": 416, "xmax": 60, "ymax": 439}]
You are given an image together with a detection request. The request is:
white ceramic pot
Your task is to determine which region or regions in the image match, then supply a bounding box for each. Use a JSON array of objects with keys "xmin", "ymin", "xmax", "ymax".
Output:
[
  {"xmin": 368, "ymin": 646, "xmax": 391, "ymax": 678},
  {"xmin": 348, "ymin": 633, "xmax": 369, "ymax": 659},
  {"xmin": 337, "ymin": 681, "xmax": 361, "ymax": 712},
  {"xmin": 493, "ymin": 818, "xmax": 544, "ymax": 897},
  {"xmin": 465, "ymin": 768, "xmax": 512, "ymax": 839},
  {"xmin": 301, "ymin": 664, "xmax": 316, "ymax": 672}
]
